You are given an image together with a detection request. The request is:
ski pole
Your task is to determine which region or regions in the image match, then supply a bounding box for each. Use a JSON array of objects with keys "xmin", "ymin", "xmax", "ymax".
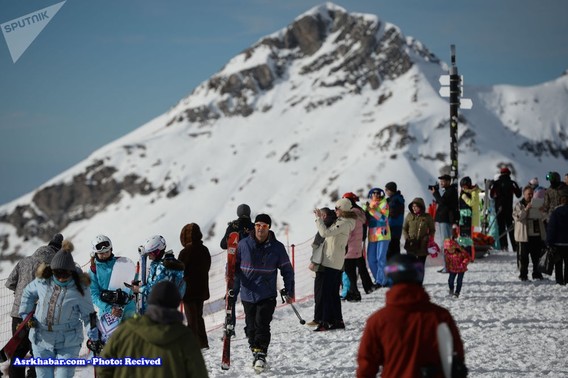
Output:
[{"xmin": 280, "ymin": 289, "xmax": 306, "ymax": 325}]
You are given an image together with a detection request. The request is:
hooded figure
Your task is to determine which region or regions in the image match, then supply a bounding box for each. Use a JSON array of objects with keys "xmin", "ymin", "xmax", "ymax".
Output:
[
  {"xmin": 177, "ymin": 223, "xmax": 211, "ymax": 349},
  {"xmin": 357, "ymin": 254, "xmax": 467, "ymax": 378},
  {"xmin": 97, "ymin": 281, "xmax": 209, "ymax": 378}
]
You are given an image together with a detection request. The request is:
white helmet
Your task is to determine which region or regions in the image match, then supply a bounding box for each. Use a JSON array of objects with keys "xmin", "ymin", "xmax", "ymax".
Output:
[
  {"xmin": 91, "ymin": 235, "xmax": 112, "ymax": 254},
  {"xmin": 144, "ymin": 235, "xmax": 166, "ymax": 256}
]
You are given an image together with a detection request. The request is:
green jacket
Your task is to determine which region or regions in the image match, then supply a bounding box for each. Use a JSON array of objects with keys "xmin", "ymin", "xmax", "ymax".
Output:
[{"xmin": 97, "ymin": 315, "xmax": 208, "ymax": 378}]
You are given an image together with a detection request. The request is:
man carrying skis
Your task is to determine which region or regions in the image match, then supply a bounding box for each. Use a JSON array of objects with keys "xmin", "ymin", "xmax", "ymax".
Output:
[
  {"xmin": 236, "ymin": 213, "xmax": 294, "ymax": 372},
  {"xmin": 219, "ymin": 203, "xmax": 254, "ymax": 336}
]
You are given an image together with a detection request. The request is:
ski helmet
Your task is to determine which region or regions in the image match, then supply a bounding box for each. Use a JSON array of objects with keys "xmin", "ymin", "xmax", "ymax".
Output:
[
  {"xmin": 144, "ymin": 235, "xmax": 166, "ymax": 259},
  {"xmin": 546, "ymin": 171, "xmax": 560, "ymax": 183},
  {"xmin": 91, "ymin": 235, "xmax": 112, "ymax": 254},
  {"xmin": 459, "ymin": 176, "xmax": 472, "ymax": 188},
  {"xmin": 367, "ymin": 188, "xmax": 385, "ymax": 199},
  {"xmin": 384, "ymin": 254, "xmax": 424, "ymax": 285}
]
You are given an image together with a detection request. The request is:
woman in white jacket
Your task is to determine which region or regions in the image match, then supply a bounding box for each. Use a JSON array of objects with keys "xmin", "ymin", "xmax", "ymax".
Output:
[{"xmin": 313, "ymin": 198, "xmax": 356, "ymax": 331}]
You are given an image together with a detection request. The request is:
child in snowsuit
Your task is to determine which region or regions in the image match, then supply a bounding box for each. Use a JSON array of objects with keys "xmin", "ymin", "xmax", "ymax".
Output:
[{"xmin": 444, "ymin": 239, "xmax": 471, "ymax": 298}]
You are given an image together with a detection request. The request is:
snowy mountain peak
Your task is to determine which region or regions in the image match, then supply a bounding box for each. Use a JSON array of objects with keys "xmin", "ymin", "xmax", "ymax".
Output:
[{"xmin": 171, "ymin": 2, "xmax": 438, "ymax": 126}]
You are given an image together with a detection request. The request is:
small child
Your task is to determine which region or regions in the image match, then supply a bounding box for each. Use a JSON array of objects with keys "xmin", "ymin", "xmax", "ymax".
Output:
[{"xmin": 443, "ymin": 239, "xmax": 471, "ymax": 298}]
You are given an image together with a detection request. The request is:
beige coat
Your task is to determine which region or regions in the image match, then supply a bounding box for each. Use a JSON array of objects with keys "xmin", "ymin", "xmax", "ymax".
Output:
[
  {"xmin": 513, "ymin": 199, "xmax": 546, "ymax": 242},
  {"xmin": 315, "ymin": 213, "xmax": 356, "ymax": 270}
]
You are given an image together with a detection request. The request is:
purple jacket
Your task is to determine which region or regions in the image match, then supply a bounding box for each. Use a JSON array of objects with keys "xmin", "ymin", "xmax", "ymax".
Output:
[{"xmin": 236, "ymin": 233, "xmax": 295, "ymax": 303}]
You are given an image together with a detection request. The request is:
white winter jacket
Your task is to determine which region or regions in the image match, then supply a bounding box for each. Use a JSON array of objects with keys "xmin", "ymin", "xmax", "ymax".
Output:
[{"xmin": 315, "ymin": 214, "xmax": 356, "ymax": 270}]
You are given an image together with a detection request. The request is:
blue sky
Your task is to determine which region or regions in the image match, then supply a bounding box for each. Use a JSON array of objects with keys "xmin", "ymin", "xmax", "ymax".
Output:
[{"xmin": 0, "ymin": 0, "xmax": 566, "ymax": 204}]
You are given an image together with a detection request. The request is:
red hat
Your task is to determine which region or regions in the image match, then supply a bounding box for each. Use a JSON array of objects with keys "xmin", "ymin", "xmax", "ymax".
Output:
[
  {"xmin": 500, "ymin": 167, "xmax": 511, "ymax": 175},
  {"xmin": 342, "ymin": 192, "xmax": 359, "ymax": 202}
]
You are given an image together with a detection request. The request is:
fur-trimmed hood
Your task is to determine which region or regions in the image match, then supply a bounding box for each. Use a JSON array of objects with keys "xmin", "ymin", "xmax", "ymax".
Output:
[
  {"xmin": 180, "ymin": 223, "xmax": 203, "ymax": 247},
  {"xmin": 36, "ymin": 262, "xmax": 91, "ymax": 286}
]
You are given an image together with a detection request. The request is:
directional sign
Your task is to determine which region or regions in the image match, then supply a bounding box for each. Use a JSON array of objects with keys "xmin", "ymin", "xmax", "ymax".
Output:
[
  {"xmin": 438, "ymin": 75, "xmax": 464, "ymax": 86},
  {"xmin": 460, "ymin": 98, "xmax": 473, "ymax": 109},
  {"xmin": 438, "ymin": 86, "xmax": 462, "ymax": 97}
]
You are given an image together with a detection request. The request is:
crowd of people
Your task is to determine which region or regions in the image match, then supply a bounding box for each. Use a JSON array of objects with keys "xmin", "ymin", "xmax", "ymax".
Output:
[{"xmin": 3, "ymin": 169, "xmax": 567, "ymax": 377}]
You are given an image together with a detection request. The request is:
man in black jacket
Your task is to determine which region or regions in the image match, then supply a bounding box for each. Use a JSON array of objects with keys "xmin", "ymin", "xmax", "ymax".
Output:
[
  {"xmin": 490, "ymin": 167, "xmax": 522, "ymax": 252},
  {"xmin": 219, "ymin": 204, "xmax": 254, "ymax": 336},
  {"xmin": 430, "ymin": 174, "xmax": 459, "ymax": 273}
]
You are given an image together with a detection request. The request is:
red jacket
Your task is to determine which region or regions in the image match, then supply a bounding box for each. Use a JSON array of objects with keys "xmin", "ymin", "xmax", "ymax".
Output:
[{"xmin": 357, "ymin": 283, "xmax": 465, "ymax": 378}]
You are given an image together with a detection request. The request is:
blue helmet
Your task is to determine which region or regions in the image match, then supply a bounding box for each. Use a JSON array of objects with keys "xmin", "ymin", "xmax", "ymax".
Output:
[{"xmin": 367, "ymin": 187, "xmax": 385, "ymax": 199}]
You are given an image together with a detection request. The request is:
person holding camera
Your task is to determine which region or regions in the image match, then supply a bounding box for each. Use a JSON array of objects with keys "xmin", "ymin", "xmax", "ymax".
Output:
[{"xmin": 430, "ymin": 174, "xmax": 459, "ymax": 273}]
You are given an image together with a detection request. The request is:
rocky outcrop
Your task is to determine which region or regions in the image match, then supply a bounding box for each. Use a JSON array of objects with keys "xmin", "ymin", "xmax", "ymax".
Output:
[
  {"xmin": 171, "ymin": 4, "xmax": 435, "ymax": 125},
  {"xmin": 0, "ymin": 160, "xmax": 154, "ymax": 246}
]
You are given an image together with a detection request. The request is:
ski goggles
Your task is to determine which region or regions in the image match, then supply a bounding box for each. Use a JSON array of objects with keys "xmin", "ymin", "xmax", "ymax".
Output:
[
  {"xmin": 255, "ymin": 223, "xmax": 269, "ymax": 230},
  {"xmin": 94, "ymin": 241, "xmax": 111, "ymax": 254},
  {"xmin": 53, "ymin": 269, "xmax": 71, "ymax": 279}
]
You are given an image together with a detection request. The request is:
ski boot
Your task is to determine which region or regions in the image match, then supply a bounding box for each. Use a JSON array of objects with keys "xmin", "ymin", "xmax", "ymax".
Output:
[{"xmin": 251, "ymin": 347, "xmax": 267, "ymax": 374}]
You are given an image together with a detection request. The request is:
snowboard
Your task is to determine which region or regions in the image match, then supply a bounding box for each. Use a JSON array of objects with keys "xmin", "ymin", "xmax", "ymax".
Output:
[
  {"xmin": 0, "ymin": 311, "xmax": 35, "ymax": 362},
  {"xmin": 98, "ymin": 257, "xmax": 136, "ymax": 341},
  {"xmin": 221, "ymin": 232, "xmax": 239, "ymax": 370},
  {"xmin": 437, "ymin": 322, "xmax": 453, "ymax": 378}
]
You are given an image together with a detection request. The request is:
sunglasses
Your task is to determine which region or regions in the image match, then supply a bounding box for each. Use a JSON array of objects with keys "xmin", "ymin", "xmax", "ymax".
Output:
[
  {"xmin": 53, "ymin": 269, "xmax": 71, "ymax": 279},
  {"xmin": 95, "ymin": 241, "xmax": 111, "ymax": 253},
  {"xmin": 255, "ymin": 223, "xmax": 269, "ymax": 230}
]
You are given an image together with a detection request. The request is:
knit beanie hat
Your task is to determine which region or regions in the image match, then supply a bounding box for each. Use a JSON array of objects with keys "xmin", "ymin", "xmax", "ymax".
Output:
[
  {"xmin": 237, "ymin": 204, "xmax": 251, "ymax": 218},
  {"xmin": 335, "ymin": 198, "xmax": 353, "ymax": 211},
  {"xmin": 148, "ymin": 281, "xmax": 181, "ymax": 309},
  {"xmin": 50, "ymin": 249, "xmax": 75, "ymax": 271},
  {"xmin": 254, "ymin": 214, "xmax": 272, "ymax": 227},
  {"xmin": 385, "ymin": 182, "xmax": 397, "ymax": 192},
  {"xmin": 48, "ymin": 233, "xmax": 64, "ymax": 250}
]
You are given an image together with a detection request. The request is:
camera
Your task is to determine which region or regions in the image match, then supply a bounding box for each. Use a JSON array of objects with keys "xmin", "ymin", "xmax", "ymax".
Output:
[{"xmin": 428, "ymin": 183, "xmax": 439, "ymax": 191}]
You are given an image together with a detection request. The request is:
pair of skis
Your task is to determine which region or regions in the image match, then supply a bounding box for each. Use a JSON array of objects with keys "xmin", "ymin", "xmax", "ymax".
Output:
[
  {"xmin": 0, "ymin": 311, "xmax": 35, "ymax": 363},
  {"xmin": 221, "ymin": 232, "xmax": 239, "ymax": 370}
]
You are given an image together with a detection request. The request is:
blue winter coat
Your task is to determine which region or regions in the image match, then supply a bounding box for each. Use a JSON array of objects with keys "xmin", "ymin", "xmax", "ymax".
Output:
[
  {"xmin": 141, "ymin": 252, "xmax": 186, "ymax": 313},
  {"xmin": 19, "ymin": 273, "xmax": 95, "ymax": 352},
  {"xmin": 387, "ymin": 191, "xmax": 405, "ymax": 230},
  {"xmin": 236, "ymin": 233, "xmax": 295, "ymax": 303},
  {"xmin": 547, "ymin": 204, "xmax": 568, "ymax": 246},
  {"xmin": 89, "ymin": 256, "xmax": 136, "ymax": 320}
]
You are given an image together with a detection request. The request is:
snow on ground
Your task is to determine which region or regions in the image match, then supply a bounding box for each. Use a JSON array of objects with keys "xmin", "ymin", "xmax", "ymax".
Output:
[{"xmin": 67, "ymin": 250, "xmax": 568, "ymax": 377}]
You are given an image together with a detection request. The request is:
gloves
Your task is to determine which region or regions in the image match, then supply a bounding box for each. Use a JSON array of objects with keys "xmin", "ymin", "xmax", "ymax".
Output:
[
  {"xmin": 87, "ymin": 327, "xmax": 100, "ymax": 341},
  {"xmin": 280, "ymin": 289, "xmax": 294, "ymax": 303}
]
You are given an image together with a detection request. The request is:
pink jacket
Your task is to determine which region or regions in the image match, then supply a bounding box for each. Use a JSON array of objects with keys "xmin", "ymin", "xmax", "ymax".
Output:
[
  {"xmin": 345, "ymin": 207, "xmax": 366, "ymax": 259},
  {"xmin": 443, "ymin": 239, "xmax": 470, "ymax": 273}
]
